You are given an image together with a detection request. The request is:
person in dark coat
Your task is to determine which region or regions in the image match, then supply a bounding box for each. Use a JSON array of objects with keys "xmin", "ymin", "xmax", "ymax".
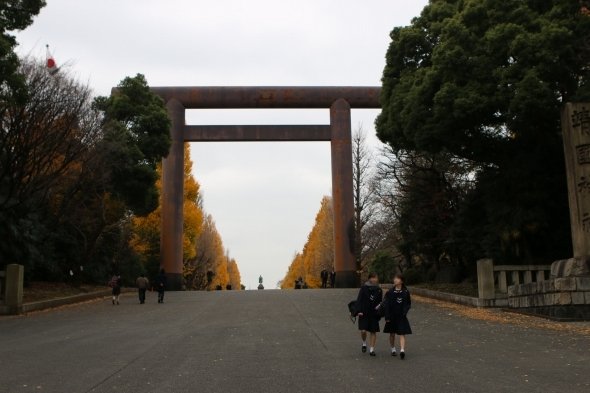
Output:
[
  {"xmin": 320, "ymin": 269, "xmax": 329, "ymax": 288},
  {"xmin": 155, "ymin": 269, "xmax": 167, "ymax": 303},
  {"xmin": 382, "ymin": 273, "xmax": 412, "ymax": 359},
  {"xmin": 330, "ymin": 270, "xmax": 336, "ymax": 288},
  {"xmin": 355, "ymin": 272, "xmax": 383, "ymax": 356},
  {"xmin": 109, "ymin": 274, "xmax": 122, "ymax": 305}
]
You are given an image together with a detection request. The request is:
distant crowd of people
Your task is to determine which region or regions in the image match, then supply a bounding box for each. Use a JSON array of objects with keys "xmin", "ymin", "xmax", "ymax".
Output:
[
  {"xmin": 108, "ymin": 268, "xmax": 168, "ymax": 305},
  {"xmin": 294, "ymin": 269, "xmax": 336, "ymax": 289},
  {"xmin": 321, "ymin": 269, "xmax": 336, "ymax": 288}
]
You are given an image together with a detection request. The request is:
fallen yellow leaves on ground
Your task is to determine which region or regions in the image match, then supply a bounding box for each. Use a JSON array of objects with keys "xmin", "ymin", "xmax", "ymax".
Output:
[{"xmin": 414, "ymin": 295, "xmax": 590, "ymax": 337}]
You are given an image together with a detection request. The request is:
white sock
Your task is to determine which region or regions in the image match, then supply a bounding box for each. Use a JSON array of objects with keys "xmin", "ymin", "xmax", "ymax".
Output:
[
  {"xmin": 369, "ymin": 347, "xmax": 374, "ymax": 352},
  {"xmin": 362, "ymin": 341, "xmax": 367, "ymax": 346},
  {"xmin": 400, "ymin": 348, "xmax": 405, "ymax": 352},
  {"xmin": 391, "ymin": 347, "xmax": 397, "ymax": 353}
]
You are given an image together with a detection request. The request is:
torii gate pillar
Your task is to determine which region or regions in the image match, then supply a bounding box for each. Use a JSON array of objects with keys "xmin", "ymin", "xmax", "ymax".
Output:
[
  {"xmin": 160, "ymin": 99, "xmax": 185, "ymax": 290},
  {"xmin": 330, "ymin": 99, "xmax": 357, "ymax": 288}
]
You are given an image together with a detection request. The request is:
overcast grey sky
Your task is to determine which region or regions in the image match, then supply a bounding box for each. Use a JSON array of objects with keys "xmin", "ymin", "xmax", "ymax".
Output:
[{"xmin": 16, "ymin": 0, "xmax": 429, "ymax": 289}]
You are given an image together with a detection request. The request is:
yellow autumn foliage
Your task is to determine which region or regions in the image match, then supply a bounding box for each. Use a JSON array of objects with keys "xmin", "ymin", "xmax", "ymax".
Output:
[
  {"xmin": 131, "ymin": 143, "xmax": 203, "ymax": 270},
  {"xmin": 130, "ymin": 143, "xmax": 242, "ymax": 289},
  {"xmin": 130, "ymin": 143, "xmax": 241, "ymax": 289},
  {"xmin": 282, "ymin": 252, "xmax": 305, "ymax": 289},
  {"xmin": 185, "ymin": 214, "xmax": 242, "ymax": 290},
  {"xmin": 182, "ymin": 143, "xmax": 203, "ymax": 262},
  {"xmin": 282, "ymin": 196, "xmax": 334, "ymax": 289},
  {"xmin": 228, "ymin": 258, "xmax": 242, "ymax": 290},
  {"xmin": 212, "ymin": 253, "xmax": 230, "ymax": 289}
]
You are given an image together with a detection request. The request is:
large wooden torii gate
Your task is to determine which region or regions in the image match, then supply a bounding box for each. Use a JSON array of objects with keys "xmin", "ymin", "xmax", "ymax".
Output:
[{"xmin": 150, "ymin": 86, "xmax": 381, "ymax": 289}]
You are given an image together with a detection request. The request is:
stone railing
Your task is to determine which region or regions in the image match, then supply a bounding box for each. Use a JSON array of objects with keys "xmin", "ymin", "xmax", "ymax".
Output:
[
  {"xmin": 0, "ymin": 264, "xmax": 24, "ymax": 315},
  {"xmin": 0, "ymin": 269, "xmax": 5, "ymax": 303},
  {"xmin": 477, "ymin": 259, "xmax": 551, "ymax": 307},
  {"xmin": 506, "ymin": 258, "xmax": 590, "ymax": 320}
]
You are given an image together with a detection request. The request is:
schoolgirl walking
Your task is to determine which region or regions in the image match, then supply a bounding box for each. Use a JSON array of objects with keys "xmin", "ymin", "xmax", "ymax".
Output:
[{"xmin": 382, "ymin": 273, "xmax": 412, "ymax": 359}]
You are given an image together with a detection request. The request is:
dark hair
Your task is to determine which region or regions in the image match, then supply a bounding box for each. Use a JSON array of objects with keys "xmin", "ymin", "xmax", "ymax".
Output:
[
  {"xmin": 368, "ymin": 272, "xmax": 378, "ymax": 279},
  {"xmin": 394, "ymin": 273, "xmax": 407, "ymax": 289}
]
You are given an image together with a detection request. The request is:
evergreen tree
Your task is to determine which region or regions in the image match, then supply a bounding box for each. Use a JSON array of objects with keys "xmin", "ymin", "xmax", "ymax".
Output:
[
  {"xmin": 94, "ymin": 74, "xmax": 171, "ymax": 216},
  {"xmin": 377, "ymin": 1, "xmax": 590, "ymax": 263},
  {"xmin": 0, "ymin": 0, "xmax": 46, "ymax": 104}
]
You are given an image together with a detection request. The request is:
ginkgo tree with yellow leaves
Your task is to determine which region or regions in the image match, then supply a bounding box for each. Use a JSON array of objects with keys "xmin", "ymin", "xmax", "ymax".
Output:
[
  {"xmin": 282, "ymin": 196, "xmax": 334, "ymax": 289},
  {"xmin": 184, "ymin": 214, "xmax": 242, "ymax": 290},
  {"xmin": 227, "ymin": 258, "xmax": 242, "ymax": 290},
  {"xmin": 131, "ymin": 143, "xmax": 242, "ymax": 289}
]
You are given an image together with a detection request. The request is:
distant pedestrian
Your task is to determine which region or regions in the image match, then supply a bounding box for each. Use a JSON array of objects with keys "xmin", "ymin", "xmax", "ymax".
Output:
[
  {"xmin": 321, "ymin": 269, "xmax": 329, "ymax": 288},
  {"xmin": 136, "ymin": 273, "xmax": 149, "ymax": 304},
  {"xmin": 155, "ymin": 269, "xmax": 167, "ymax": 303},
  {"xmin": 355, "ymin": 272, "xmax": 382, "ymax": 356},
  {"xmin": 330, "ymin": 270, "xmax": 336, "ymax": 288},
  {"xmin": 295, "ymin": 276, "xmax": 303, "ymax": 289},
  {"xmin": 382, "ymin": 273, "xmax": 412, "ymax": 359},
  {"xmin": 109, "ymin": 274, "xmax": 122, "ymax": 305}
]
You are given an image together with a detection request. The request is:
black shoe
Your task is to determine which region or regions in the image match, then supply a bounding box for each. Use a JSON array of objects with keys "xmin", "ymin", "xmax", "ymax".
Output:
[
  {"xmin": 400, "ymin": 351, "xmax": 405, "ymax": 360},
  {"xmin": 391, "ymin": 351, "xmax": 397, "ymax": 357},
  {"xmin": 369, "ymin": 351, "xmax": 376, "ymax": 357},
  {"xmin": 112, "ymin": 299, "xmax": 115, "ymax": 305},
  {"xmin": 362, "ymin": 345, "xmax": 367, "ymax": 353}
]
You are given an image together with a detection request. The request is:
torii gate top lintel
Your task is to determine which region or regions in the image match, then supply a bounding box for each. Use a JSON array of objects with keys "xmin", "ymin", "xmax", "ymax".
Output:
[{"xmin": 149, "ymin": 86, "xmax": 381, "ymax": 109}]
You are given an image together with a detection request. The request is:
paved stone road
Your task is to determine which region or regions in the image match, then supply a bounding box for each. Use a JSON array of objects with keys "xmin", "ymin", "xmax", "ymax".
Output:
[{"xmin": 0, "ymin": 289, "xmax": 588, "ymax": 393}]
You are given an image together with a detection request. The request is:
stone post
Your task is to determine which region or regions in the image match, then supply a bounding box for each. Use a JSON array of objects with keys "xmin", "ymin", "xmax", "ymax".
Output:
[
  {"xmin": 477, "ymin": 259, "xmax": 495, "ymax": 300},
  {"xmin": 498, "ymin": 270, "xmax": 508, "ymax": 293},
  {"xmin": 330, "ymin": 99, "xmax": 357, "ymax": 288},
  {"xmin": 160, "ymin": 99, "xmax": 185, "ymax": 290},
  {"xmin": 5, "ymin": 264, "xmax": 23, "ymax": 315},
  {"xmin": 512, "ymin": 271, "xmax": 520, "ymax": 286}
]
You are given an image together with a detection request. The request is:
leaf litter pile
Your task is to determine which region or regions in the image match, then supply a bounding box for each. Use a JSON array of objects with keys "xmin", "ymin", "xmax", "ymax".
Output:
[{"xmin": 414, "ymin": 294, "xmax": 590, "ymax": 337}]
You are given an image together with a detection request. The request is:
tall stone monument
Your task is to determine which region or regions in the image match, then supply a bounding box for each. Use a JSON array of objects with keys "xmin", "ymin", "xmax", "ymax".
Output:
[
  {"xmin": 560, "ymin": 103, "xmax": 590, "ymax": 274},
  {"xmin": 508, "ymin": 104, "xmax": 590, "ymax": 320}
]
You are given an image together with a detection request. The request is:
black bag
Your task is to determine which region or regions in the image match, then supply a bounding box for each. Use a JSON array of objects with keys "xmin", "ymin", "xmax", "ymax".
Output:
[
  {"xmin": 348, "ymin": 300, "xmax": 358, "ymax": 323},
  {"xmin": 376, "ymin": 301, "xmax": 386, "ymax": 318},
  {"xmin": 348, "ymin": 300, "xmax": 358, "ymax": 315}
]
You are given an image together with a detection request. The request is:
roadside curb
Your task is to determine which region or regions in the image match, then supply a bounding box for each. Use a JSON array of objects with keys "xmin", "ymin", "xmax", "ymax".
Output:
[
  {"xmin": 381, "ymin": 284, "xmax": 482, "ymax": 308},
  {"xmin": 410, "ymin": 286, "xmax": 483, "ymax": 307},
  {"xmin": 16, "ymin": 288, "xmax": 135, "ymax": 314}
]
